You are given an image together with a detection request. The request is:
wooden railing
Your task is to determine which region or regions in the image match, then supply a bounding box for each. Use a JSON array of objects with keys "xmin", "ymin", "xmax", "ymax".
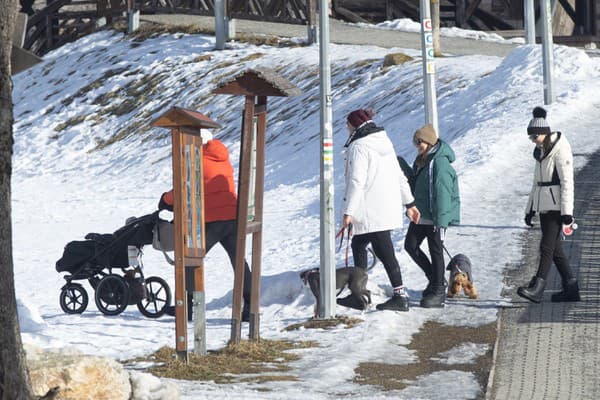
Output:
[
  {"xmin": 25, "ymin": 0, "xmax": 316, "ymax": 56},
  {"xmin": 25, "ymin": 0, "xmax": 126, "ymax": 55},
  {"xmin": 23, "ymin": 0, "xmax": 599, "ymax": 57}
]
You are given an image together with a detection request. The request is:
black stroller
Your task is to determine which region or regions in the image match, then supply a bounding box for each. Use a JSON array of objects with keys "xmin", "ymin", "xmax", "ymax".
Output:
[{"xmin": 56, "ymin": 212, "xmax": 172, "ymax": 317}]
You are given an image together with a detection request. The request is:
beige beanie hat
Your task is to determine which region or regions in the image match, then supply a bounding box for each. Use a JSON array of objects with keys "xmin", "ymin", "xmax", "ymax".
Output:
[{"xmin": 413, "ymin": 124, "xmax": 438, "ymax": 145}]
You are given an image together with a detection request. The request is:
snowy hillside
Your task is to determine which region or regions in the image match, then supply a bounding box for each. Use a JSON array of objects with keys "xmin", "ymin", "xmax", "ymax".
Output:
[{"xmin": 12, "ymin": 25, "xmax": 600, "ymax": 399}]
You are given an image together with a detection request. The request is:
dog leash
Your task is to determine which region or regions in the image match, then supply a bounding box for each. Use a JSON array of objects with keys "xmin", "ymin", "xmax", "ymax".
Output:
[
  {"xmin": 442, "ymin": 243, "xmax": 453, "ymax": 259},
  {"xmin": 335, "ymin": 225, "xmax": 379, "ymax": 271},
  {"xmin": 335, "ymin": 223, "xmax": 352, "ymax": 267}
]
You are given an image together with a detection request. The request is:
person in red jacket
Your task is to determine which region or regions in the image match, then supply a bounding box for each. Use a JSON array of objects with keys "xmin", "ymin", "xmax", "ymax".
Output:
[{"xmin": 159, "ymin": 136, "xmax": 252, "ymax": 322}]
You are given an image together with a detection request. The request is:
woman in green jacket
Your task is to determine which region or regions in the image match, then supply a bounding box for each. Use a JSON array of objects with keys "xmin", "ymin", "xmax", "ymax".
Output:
[{"xmin": 404, "ymin": 124, "xmax": 460, "ymax": 308}]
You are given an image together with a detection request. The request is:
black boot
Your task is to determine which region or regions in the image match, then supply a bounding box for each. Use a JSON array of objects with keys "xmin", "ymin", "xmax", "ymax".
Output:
[
  {"xmin": 187, "ymin": 293, "xmax": 193, "ymax": 322},
  {"xmin": 242, "ymin": 302, "xmax": 250, "ymax": 322},
  {"xmin": 517, "ymin": 277, "xmax": 546, "ymax": 303},
  {"xmin": 376, "ymin": 291, "xmax": 409, "ymax": 312},
  {"xmin": 422, "ymin": 280, "xmax": 433, "ymax": 297},
  {"xmin": 420, "ymin": 286, "xmax": 445, "ymax": 308},
  {"xmin": 337, "ymin": 294, "xmax": 367, "ymax": 310},
  {"xmin": 525, "ymin": 276, "xmax": 537, "ymax": 288},
  {"xmin": 551, "ymin": 278, "xmax": 581, "ymax": 302},
  {"xmin": 164, "ymin": 305, "xmax": 175, "ymax": 316}
]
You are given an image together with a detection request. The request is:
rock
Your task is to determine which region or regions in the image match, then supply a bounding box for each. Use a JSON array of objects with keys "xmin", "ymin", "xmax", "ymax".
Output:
[
  {"xmin": 26, "ymin": 346, "xmax": 131, "ymax": 400},
  {"xmin": 383, "ymin": 53, "xmax": 414, "ymax": 67},
  {"xmin": 130, "ymin": 371, "xmax": 180, "ymax": 400}
]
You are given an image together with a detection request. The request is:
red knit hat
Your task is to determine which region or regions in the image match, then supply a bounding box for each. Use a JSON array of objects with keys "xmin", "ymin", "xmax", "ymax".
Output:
[{"xmin": 347, "ymin": 109, "xmax": 374, "ymax": 128}]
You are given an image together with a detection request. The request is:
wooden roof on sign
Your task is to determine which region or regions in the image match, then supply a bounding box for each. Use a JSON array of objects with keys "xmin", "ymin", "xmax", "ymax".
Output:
[
  {"xmin": 212, "ymin": 67, "xmax": 302, "ymax": 97},
  {"xmin": 150, "ymin": 107, "xmax": 222, "ymax": 131}
]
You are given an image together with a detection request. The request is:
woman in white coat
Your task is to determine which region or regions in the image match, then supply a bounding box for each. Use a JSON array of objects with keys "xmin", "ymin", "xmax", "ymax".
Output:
[
  {"xmin": 518, "ymin": 107, "xmax": 580, "ymax": 303},
  {"xmin": 341, "ymin": 109, "xmax": 420, "ymax": 311}
]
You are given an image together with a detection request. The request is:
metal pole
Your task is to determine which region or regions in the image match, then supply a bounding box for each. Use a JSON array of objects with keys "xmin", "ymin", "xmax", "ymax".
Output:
[
  {"xmin": 215, "ymin": 0, "xmax": 225, "ymax": 50},
  {"xmin": 419, "ymin": 0, "xmax": 439, "ymax": 134},
  {"xmin": 540, "ymin": 0, "xmax": 555, "ymax": 105},
  {"xmin": 524, "ymin": 0, "xmax": 536, "ymax": 44},
  {"xmin": 193, "ymin": 291, "xmax": 206, "ymax": 354},
  {"xmin": 318, "ymin": 0, "xmax": 336, "ymax": 319}
]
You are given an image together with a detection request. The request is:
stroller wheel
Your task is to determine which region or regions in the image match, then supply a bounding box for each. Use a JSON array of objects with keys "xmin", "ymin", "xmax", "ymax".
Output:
[
  {"xmin": 59, "ymin": 283, "xmax": 89, "ymax": 314},
  {"xmin": 137, "ymin": 276, "xmax": 172, "ymax": 318},
  {"xmin": 94, "ymin": 274, "xmax": 130, "ymax": 316}
]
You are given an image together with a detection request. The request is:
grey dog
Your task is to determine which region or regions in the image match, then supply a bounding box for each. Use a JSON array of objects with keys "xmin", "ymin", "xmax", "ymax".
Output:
[{"xmin": 300, "ymin": 250, "xmax": 376, "ymax": 316}]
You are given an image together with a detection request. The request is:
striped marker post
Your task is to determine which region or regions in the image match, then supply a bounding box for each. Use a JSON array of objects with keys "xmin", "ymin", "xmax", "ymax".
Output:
[{"xmin": 319, "ymin": 3, "xmax": 336, "ymax": 318}]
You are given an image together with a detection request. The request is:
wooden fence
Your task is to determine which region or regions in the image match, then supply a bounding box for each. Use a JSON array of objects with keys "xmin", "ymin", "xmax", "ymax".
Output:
[{"xmin": 23, "ymin": 0, "xmax": 600, "ymax": 56}]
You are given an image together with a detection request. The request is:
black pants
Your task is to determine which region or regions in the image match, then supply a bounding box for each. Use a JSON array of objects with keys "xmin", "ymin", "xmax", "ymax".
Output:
[
  {"xmin": 185, "ymin": 220, "xmax": 252, "ymax": 304},
  {"xmin": 536, "ymin": 211, "xmax": 574, "ymax": 281},
  {"xmin": 404, "ymin": 223, "xmax": 445, "ymax": 289},
  {"xmin": 351, "ymin": 230, "xmax": 403, "ymax": 288}
]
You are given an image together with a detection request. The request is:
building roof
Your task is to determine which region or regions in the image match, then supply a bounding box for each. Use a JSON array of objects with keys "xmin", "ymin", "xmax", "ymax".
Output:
[
  {"xmin": 213, "ymin": 67, "xmax": 301, "ymax": 97},
  {"xmin": 150, "ymin": 107, "xmax": 221, "ymax": 131}
]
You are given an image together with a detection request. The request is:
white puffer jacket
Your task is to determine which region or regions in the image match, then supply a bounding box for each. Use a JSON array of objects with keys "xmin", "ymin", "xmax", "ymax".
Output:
[
  {"xmin": 342, "ymin": 130, "xmax": 414, "ymax": 235},
  {"xmin": 526, "ymin": 132, "xmax": 574, "ymax": 215}
]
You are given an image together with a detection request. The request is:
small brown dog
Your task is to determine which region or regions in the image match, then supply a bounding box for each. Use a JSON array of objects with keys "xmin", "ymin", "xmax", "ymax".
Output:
[
  {"xmin": 446, "ymin": 254, "xmax": 478, "ymax": 299},
  {"xmin": 448, "ymin": 272, "xmax": 478, "ymax": 299}
]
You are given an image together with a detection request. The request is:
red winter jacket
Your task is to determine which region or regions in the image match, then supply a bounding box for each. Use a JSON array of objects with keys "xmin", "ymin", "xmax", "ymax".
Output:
[{"xmin": 161, "ymin": 139, "xmax": 238, "ymax": 223}]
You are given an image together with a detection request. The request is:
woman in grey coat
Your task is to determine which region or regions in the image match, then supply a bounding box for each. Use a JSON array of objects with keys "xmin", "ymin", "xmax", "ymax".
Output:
[{"xmin": 518, "ymin": 107, "xmax": 580, "ymax": 303}]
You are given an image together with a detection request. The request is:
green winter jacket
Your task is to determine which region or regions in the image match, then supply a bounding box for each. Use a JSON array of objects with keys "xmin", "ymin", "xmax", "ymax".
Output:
[{"xmin": 411, "ymin": 140, "xmax": 460, "ymax": 228}]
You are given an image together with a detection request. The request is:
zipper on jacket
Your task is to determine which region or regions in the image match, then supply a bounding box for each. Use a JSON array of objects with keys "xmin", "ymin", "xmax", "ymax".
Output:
[
  {"xmin": 536, "ymin": 161, "xmax": 542, "ymax": 210},
  {"xmin": 428, "ymin": 160, "xmax": 435, "ymax": 216},
  {"xmin": 549, "ymin": 187, "xmax": 557, "ymax": 204}
]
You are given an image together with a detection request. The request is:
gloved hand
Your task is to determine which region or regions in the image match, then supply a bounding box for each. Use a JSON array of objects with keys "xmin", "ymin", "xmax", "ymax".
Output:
[
  {"xmin": 561, "ymin": 215, "xmax": 573, "ymax": 225},
  {"xmin": 158, "ymin": 192, "xmax": 173, "ymax": 212},
  {"xmin": 524, "ymin": 211, "xmax": 535, "ymax": 227}
]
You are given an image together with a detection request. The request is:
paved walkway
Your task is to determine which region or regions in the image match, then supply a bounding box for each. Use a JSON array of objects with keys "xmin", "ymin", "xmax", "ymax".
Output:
[
  {"xmin": 488, "ymin": 150, "xmax": 600, "ymax": 399},
  {"xmin": 140, "ymin": 14, "xmax": 518, "ymax": 57}
]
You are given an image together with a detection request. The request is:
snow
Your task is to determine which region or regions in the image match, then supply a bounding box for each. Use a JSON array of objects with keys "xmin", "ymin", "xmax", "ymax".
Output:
[
  {"xmin": 355, "ymin": 18, "xmax": 526, "ymax": 44},
  {"xmin": 432, "ymin": 343, "xmax": 491, "ymax": 365},
  {"xmin": 11, "ymin": 22, "xmax": 600, "ymax": 400}
]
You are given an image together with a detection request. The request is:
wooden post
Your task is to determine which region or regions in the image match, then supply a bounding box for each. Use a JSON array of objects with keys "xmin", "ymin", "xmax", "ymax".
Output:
[
  {"xmin": 171, "ymin": 127, "xmax": 188, "ymax": 362},
  {"xmin": 307, "ymin": 0, "xmax": 317, "ymax": 44},
  {"xmin": 212, "ymin": 68, "xmax": 301, "ymax": 344},
  {"xmin": 455, "ymin": 0, "xmax": 466, "ymax": 28},
  {"xmin": 592, "ymin": 0, "xmax": 598, "ymax": 36},
  {"xmin": 191, "ymin": 135, "xmax": 206, "ymax": 355},
  {"xmin": 230, "ymin": 96, "xmax": 255, "ymax": 343},
  {"xmin": 151, "ymin": 107, "xmax": 220, "ymax": 361},
  {"xmin": 45, "ymin": 15, "xmax": 52, "ymax": 50},
  {"xmin": 386, "ymin": 0, "xmax": 393, "ymax": 20},
  {"xmin": 14, "ymin": 13, "xmax": 27, "ymax": 47},
  {"xmin": 249, "ymin": 96, "xmax": 267, "ymax": 340}
]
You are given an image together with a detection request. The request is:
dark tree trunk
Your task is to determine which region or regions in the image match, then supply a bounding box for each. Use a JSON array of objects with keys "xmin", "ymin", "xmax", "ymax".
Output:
[{"xmin": 0, "ymin": 1, "xmax": 35, "ymax": 399}]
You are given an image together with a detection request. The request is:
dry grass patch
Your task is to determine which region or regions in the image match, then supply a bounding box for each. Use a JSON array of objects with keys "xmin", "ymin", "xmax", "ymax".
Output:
[
  {"xmin": 129, "ymin": 339, "xmax": 318, "ymax": 384},
  {"xmin": 192, "ymin": 54, "xmax": 213, "ymax": 63},
  {"xmin": 234, "ymin": 33, "xmax": 304, "ymax": 48},
  {"xmin": 124, "ymin": 23, "xmax": 213, "ymax": 42},
  {"xmin": 383, "ymin": 53, "xmax": 414, "ymax": 67},
  {"xmin": 354, "ymin": 321, "xmax": 496, "ymax": 397},
  {"xmin": 54, "ymin": 115, "xmax": 87, "ymax": 132},
  {"xmin": 283, "ymin": 315, "xmax": 363, "ymax": 331}
]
